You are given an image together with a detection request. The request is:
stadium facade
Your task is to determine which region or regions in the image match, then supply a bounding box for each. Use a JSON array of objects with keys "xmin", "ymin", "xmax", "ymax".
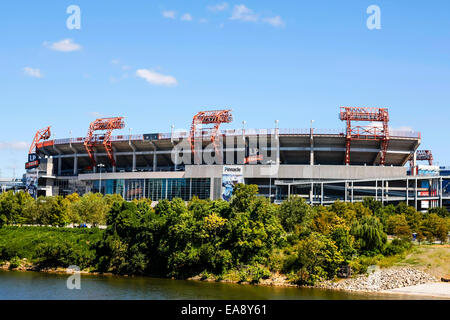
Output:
[{"xmin": 25, "ymin": 107, "xmax": 450, "ymax": 210}]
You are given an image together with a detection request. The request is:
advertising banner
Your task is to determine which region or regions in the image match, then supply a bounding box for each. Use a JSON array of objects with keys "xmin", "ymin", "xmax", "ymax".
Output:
[
  {"xmin": 221, "ymin": 165, "xmax": 244, "ymax": 202},
  {"xmin": 25, "ymin": 170, "xmax": 38, "ymax": 199}
]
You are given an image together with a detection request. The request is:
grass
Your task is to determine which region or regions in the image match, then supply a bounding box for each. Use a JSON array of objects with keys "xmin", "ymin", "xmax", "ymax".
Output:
[
  {"xmin": 0, "ymin": 226, "xmax": 103, "ymax": 268},
  {"xmin": 389, "ymin": 244, "xmax": 450, "ymax": 278}
]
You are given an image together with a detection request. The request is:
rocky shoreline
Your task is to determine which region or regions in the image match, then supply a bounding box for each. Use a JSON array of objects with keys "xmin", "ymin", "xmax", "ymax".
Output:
[{"xmin": 315, "ymin": 267, "xmax": 438, "ymax": 292}]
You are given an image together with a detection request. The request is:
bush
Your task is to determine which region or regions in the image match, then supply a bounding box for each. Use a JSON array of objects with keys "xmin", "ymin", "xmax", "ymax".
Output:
[
  {"xmin": 383, "ymin": 238, "xmax": 412, "ymax": 256},
  {"xmin": 282, "ymin": 233, "xmax": 343, "ymax": 285},
  {"xmin": 238, "ymin": 264, "xmax": 271, "ymax": 284}
]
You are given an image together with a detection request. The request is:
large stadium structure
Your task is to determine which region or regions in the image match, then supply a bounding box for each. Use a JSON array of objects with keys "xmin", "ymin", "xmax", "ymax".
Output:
[{"xmin": 25, "ymin": 107, "xmax": 450, "ymax": 210}]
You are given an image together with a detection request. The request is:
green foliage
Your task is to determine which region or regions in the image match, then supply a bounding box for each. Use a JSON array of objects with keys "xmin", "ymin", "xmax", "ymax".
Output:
[
  {"xmin": 386, "ymin": 214, "xmax": 412, "ymax": 239},
  {"xmin": 283, "ymin": 232, "xmax": 344, "ymax": 285},
  {"xmin": 238, "ymin": 264, "xmax": 271, "ymax": 284},
  {"xmin": 278, "ymin": 196, "xmax": 312, "ymax": 232},
  {"xmin": 383, "ymin": 238, "xmax": 412, "ymax": 256},
  {"xmin": 0, "ymin": 191, "xmax": 34, "ymax": 226},
  {"xmin": 0, "ymin": 226, "xmax": 101, "ymax": 269},
  {"xmin": 428, "ymin": 207, "xmax": 450, "ymax": 218},
  {"xmin": 1, "ymin": 186, "xmax": 449, "ymax": 285},
  {"xmin": 351, "ymin": 216, "xmax": 387, "ymax": 255}
]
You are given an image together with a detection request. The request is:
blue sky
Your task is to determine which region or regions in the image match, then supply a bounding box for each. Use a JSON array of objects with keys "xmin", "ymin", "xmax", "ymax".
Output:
[{"xmin": 1, "ymin": 0, "xmax": 450, "ymax": 177}]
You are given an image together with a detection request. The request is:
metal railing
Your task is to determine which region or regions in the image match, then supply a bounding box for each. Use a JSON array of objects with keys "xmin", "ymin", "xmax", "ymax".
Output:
[{"xmin": 50, "ymin": 128, "xmax": 421, "ymax": 145}]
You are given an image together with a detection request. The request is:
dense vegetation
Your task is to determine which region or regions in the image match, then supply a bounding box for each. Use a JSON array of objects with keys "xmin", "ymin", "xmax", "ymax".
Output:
[
  {"xmin": 0, "ymin": 226, "xmax": 102, "ymax": 269},
  {"xmin": 0, "ymin": 187, "xmax": 449, "ymax": 285}
]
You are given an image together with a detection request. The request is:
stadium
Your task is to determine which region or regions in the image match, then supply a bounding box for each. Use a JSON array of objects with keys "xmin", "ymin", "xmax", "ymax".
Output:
[{"xmin": 25, "ymin": 107, "xmax": 450, "ymax": 210}]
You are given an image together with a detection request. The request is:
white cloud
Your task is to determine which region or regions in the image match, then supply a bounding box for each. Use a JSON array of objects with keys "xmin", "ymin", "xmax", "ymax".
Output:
[
  {"xmin": 181, "ymin": 13, "xmax": 193, "ymax": 21},
  {"xmin": 230, "ymin": 4, "xmax": 258, "ymax": 22},
  {"xmin": 23, "ymin": 67, "xmax": 42, "ymax": 78},
  {"xmin": 136, "ymin": 69, "xmax": 177, "ymax": 86},
  {"xmin": 0, "ymin": 141, "xmax": 28, "ymax": 150},
  {"xmin": 162, "ymin": 10, "xmax": 176, "ymax": 19},
  {"xmin": 208, "ymin": 2, "xmax": 229, "ymax": 12},
  {"xmin": 43, "ymin": 39, "xmax": 81, "ymax": 52},
  {"xmin": 111, "ymin": 59, "xmax": 120, "ymax": 64},
  {"xmin": 122, "ymin": 65, "xmax": 131, "ymax": 71},
  {"xmin": 263, "ymin": 16, "xmax": 285, "ymax": 27},
  {"xmin": 89, "ymin": 111, "xmax": 105, "ymax": 118}
]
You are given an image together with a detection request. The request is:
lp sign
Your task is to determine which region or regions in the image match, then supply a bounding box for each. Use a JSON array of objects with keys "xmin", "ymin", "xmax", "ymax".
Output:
[
  {"xmin": 25, "ymin": 153, "xmax": 40, "ymax": 170},
  {"xmin": 28, "ymin": 153, "xmax": 38, "ymax": 162}
]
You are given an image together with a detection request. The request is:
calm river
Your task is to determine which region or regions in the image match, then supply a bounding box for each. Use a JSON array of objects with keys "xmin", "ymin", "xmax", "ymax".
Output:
[{"xmin": 0, "ymin": 270, "xmax": 427, "ymax": 300}]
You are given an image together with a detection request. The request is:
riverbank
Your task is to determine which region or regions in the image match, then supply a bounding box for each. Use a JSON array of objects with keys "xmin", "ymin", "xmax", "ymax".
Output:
[{"xmin": 2, "ymin": 259, "xmax": 449, "ymax": 299}]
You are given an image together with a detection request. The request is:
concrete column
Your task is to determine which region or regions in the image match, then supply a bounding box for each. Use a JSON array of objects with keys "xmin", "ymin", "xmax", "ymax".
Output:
[
  {"xmin": 310, "ymin": 128, "xmax": 314, "ymax": 165},
  {"xmin": 381, "ymin": 180, "xmax": 384, "ymax": 205},
  {"xmin": 320, "ymin": 183, "xmax": 324, "ymax": 205},
  {"xmin": 73, "ymin": 154, "xmax": 78, "ymax": 176},
  {"xmin": 386, "ymin": 181, "xmax": 389, "ymax": 202},
  {"xmin": 344, "ymin": 182, "xmax": 348, "ymax": 202},
  {"xmin": 57, "ymin": 157, "xmax": 62, "ymax": 176},
  {"xmin": 439, "ymin": 177, "xmax": 443, "ymax": 208},
  {"xmin": 310, "ymin": 182, "xmax": 313, "ymax": 204},
  {"xmin": 414, "ymin": 178, "xmax": 418, "ymax": 209},
  {"xmin": 351, "ymin": 181, "xmax": 354, "ymax": 203},
  {"xmin": 375, "ymin": 179, "xmax": 378, "ymax": 201},
  {"xmin": 406, "ymin": 178, "xmax": 409, "ymax": 205},
  {"xmin": 209, "ymin": 178, "xmax": 214, "ymax": 200},
  {"xmin": 153, "ymin": 152, "xmax": 157, "ymax": 171},
  {"xmin": 93, "ymin": 152, "xmax": 97, "ymax": 173}
]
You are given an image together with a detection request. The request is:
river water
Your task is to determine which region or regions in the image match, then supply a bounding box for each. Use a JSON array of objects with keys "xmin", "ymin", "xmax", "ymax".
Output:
[{"xmin": 0, "ymin": 270, "xmax": 427, "ymax": 300}]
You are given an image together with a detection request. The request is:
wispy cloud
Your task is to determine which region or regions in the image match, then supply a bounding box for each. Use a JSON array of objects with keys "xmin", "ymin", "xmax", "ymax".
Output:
[
  {"xmin": 230, "ymin": 4, "xmax": 258, "ymax": 22},
  {"xmin": 0, "ymin": 141, "xmax": 28, "ymax": 150},
  {"xmin": 208, "ymin": 2, "xmax": 229, "ymax": 12},
  {"xmin": 23, "ymin": 67, "xmax": 42, "ymax": 78},
  {"xmin": 88, "ymin": 111, "xmax": 105, "ymax": 118},
  {"xmin": 263, "ymin": 16, "xmax": 285, "ymax": 27},
  {"xmin": 181, "ymin": 13, "xmax": 193, "ymax": 21},
  {"xmin": 136, "ymin": 69, "xmax": 177, "ymax": 86},
  {"xmin": 162, "ymin": 10, "xmax": 176, "ymax": 19},
  {"xmin": 111, "ymin": 59, "xmax": 120, "ymax": 64},
  {"xmin": 43, "ymin": 39, "xmax": 81, "ymax": 52}
]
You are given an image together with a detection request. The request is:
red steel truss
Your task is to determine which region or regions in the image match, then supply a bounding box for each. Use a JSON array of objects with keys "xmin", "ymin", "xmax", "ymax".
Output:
[
  {"xmin": 339, "ymin": 106, "xmax": 389, "ymax": 165},
  {"xmin": 409, "ymin": 150, "xmax": 433, "ymax": 166},
  {"xmin": 190, "ymin": 110, "xmax": 233, "ymax": 159},
  {"xmin": 84, "ymin": 117, "xmax": 125, "ymax": 169},
  {"xmin": 29, "ymin": 126, "xmax": 51, "ymax": 154}
]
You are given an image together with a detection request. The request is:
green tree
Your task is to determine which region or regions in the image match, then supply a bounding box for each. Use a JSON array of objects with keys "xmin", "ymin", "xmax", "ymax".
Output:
[
  {"xmin": 283, "ymin": 232, "xmax": 344, "ymax": 285},
  {"xmin": 278, "ymin": 196, "xmax": 312, "ymax": 232},
  {"xmin": 230, "ymin": 184, "xmax": 258, "ymax": 213},
  {"xmin": 351, "ymin": 215, "xmax": 387, "ymax": 254},
  {"xmin": 70, "ymin": 193, "xmax": 109, "ymax": 226},
  {"xmin": 386, "ymin": 214, "xmax": 412, "ymax": 239}
]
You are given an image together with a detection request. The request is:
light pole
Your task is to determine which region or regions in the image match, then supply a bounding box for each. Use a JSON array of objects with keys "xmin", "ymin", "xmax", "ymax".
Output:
[{"xmin": 97, "ymin": 163, "xmax": 105, "ymax": 194}]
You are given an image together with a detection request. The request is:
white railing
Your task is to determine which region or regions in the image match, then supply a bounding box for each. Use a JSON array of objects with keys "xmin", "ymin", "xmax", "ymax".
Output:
[{"xmin": 52, "ymin": 128, "xmax": 421, "ymax": 145}]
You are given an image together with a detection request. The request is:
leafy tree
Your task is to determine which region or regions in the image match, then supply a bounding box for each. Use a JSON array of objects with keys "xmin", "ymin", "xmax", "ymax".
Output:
[
  {"xmin": 230, "ymin": 184, "xmax": 258, "ymax": 213},
  {"xmin": 351, "ymin": 215, "xmax": 387, "ymax": 255},
  {"xmin": 386, "ymin": 214, "xmax": 412, "ymax": 239},
  {"xmin": 70, "ymin": 193, "xmax": 109, "ymax": 226},
  {"xmin": 278, "ymin": 196, "xmax": 312, "ymax": 232},
  {"xmin": 428, "ymin": 207, "xmax": 450, "ymax": 218},
  {"xmin": 283, "ymin": 232, "xmax": 343, "ymax": 285}
]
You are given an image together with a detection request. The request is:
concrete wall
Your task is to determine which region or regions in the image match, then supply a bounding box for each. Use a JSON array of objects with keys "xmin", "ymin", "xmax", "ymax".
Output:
[{"xmin": 185, "ymin": 164, "xmax": 407, "ymax": 180}]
